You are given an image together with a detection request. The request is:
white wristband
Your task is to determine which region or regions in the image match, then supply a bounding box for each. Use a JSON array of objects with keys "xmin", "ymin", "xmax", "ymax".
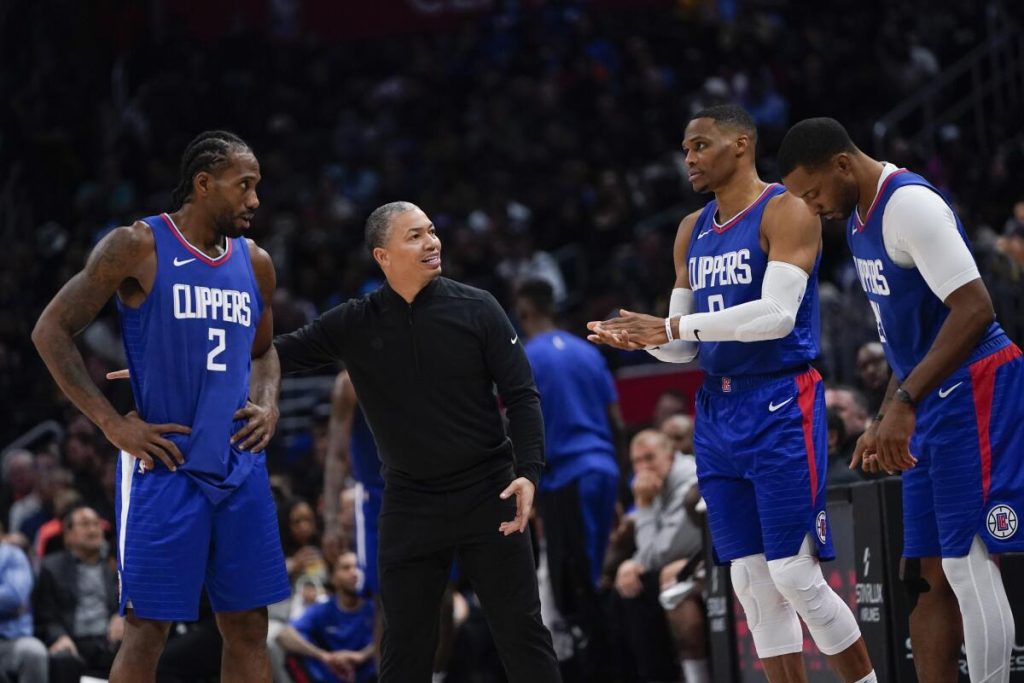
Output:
[{"xmin": 665, "ymin": 315, "xmax": 676, "ymax": 343}]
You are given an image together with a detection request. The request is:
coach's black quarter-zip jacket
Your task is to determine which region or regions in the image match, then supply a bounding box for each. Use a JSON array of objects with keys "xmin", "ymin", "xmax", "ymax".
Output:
[{"xmin": 274, "ymin": 276, "xmax": 544, "ymax": 492}]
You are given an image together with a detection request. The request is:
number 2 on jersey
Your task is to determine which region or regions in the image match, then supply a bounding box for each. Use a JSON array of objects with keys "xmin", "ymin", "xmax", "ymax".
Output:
[
  {"xmin": 708, "ymin": 294, "xmax": 725, "ymax": 313},
  {"xmin": 207, "ymin": 328, "xmax": 227, "ymax": 371}
]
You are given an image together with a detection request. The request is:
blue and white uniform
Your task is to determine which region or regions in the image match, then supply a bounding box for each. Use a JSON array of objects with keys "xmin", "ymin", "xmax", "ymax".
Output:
[
  {"xmin": 688, "ymin": 184, "xmax": 833, "ymax": 563},
  {"xmin": 114, "ymin": 213, "xmax": 290, "ymax": 620},
  {"xmin": 350, "ymin": 405, "xmax": 384, "ymax": 595},
  {"xmin": 848, "ymin": 166, "xmax": 1024, "ymax": 557}
]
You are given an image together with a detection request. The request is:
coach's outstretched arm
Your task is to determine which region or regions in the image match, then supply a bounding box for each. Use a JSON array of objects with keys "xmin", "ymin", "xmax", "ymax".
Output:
[
  {"xmin": 230, "ymin": 241, "xmax": 282, "ymax": 452},
  {"xmin": 32, "ymin": 223, "xmax": 190, "ymax": 471},
  {"xmin": 589, "ymin": 192, "xmax": 820, "ymax": 348}
]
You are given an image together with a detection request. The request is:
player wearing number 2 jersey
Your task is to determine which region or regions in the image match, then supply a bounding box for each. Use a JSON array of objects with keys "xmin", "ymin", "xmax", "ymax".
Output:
[
  {"xmin": 32, "ymin": 130, "xmax": 290, "ymax": 683},
  {"xmin": 589, "ymin": 105, "xmax": 875, "ymax": 682},
  {"xmin": 780, "ymin": 117, "xmax": 1023, "ymax": 683}
]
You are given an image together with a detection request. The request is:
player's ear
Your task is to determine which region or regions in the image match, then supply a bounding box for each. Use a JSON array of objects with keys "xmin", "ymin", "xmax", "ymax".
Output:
[
  {"xmin": 194, "ymin": 171, "xmax": 211, "ymax": 198},
  {"xmin": 833, "ymin": 153, "xmax": 852, "ymax": 175},
  {"xmin": 734, "ymin": 133, "xmax": 750, "ymax": 157},
  {"xmin": 372, "ymin": 246, "xmax": 389, "ymax": 269}
]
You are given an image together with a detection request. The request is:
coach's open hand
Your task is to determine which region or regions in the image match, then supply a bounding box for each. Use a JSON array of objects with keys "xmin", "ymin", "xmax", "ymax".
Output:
[
  {"xmin": 587, "ymin": 310, "xmax": 668, "ymax": 349},
  {"xmin": 499, "ymin": 477, "xmax": 535, "ymax": 535},
  {"xmin": 231, "ymin": 400, "xmax": 279, "ymax": 452}
]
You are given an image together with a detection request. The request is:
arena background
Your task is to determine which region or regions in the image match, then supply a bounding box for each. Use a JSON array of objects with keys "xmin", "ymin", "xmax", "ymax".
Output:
[{"xmin": 2, "ymin": 0, "xmax": 1023, "ymax": 681}]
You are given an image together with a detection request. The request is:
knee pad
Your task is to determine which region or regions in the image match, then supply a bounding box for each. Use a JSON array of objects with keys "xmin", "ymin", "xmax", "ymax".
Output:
[
  {"xmin": 730, "ymin": 554, "xmax": 802, "ymax": 658},
  {"xmin": 767, "ymin": 540, "xmax": 861, "ymax": 656}
]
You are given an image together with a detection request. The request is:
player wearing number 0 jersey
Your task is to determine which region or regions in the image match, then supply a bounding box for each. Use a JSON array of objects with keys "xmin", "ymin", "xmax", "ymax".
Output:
[
  {"xmin": 32, "ymin": 131, "xmax": 290, "ymax": 683},
  {"xmin": 780, "ymin": 117, "xmax": 1023, "ymax": 683},
  {"xmin": 589, "ymin": 105, "xmax": 875, "ymax": 681}
]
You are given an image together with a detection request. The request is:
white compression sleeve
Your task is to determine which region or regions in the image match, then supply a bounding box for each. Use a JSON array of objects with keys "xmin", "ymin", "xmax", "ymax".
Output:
[
  {"xmin": 646, "ymin": 288, "xmax": 698, "ymax": 363},
  {"xmin": 674, "ymin": 261, "xmax": 808, "ymax": 342},
  {"xmin": 882, "ymin": 183, "xmax": 982, "ymax": 301}
]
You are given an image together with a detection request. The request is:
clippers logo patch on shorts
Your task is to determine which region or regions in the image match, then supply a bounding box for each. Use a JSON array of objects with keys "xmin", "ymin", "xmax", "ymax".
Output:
[
  {"xmin": 987, "ymin": 505, "xmax": 1018, "ymax": 540},
  {"xmin": 816, "ymin": 511, "xmax": 828, "ymax": 544}
]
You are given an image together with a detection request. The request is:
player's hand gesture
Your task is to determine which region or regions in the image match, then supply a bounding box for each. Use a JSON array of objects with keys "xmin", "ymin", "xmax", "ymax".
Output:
[
  {"xmin": 850, "ymin": 421, "xmax": 882, "ymax": 474},
  {"xmin": 873, "ymin": 402, "xmax": 918, "ymax": 473},
  {"xmin": 587, "ymin": 310, "xmax": 669, "ymax": 349},
  {"xmin": 104, "ymin": 411, "xmax": 189, "ymax": 472},
  {"xmin": 499, "ymin": 477, "xmax": 535, "ymax": 535},
  {"xmin": 231, "ymin": 399, "xmax": 279, "ymax": 452}
]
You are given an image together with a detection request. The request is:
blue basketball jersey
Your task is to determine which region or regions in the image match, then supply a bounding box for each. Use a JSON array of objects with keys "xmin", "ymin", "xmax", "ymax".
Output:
[
  {"xmin": 117, "ymin": 213, "xmax": 263, "ymax": 503},
  {"xmin": 687, "ymin": 183, "xmax": 820, "ymax": 377},
  {"xmin": 350, "ymin": 406, "xmax": 384, "ymax": 489},
  {"xmin": 524, "ymin": 331, "xmax": 619, "ymax": 492},
  {"xmin": 846, "ymin": 170, "xmax": 1006, "ymax": 380}
]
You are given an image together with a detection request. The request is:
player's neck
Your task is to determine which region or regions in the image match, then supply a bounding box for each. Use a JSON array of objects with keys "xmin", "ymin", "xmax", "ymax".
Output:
[
  {"xmin": 852, "ymin": 154, "xmax": 887, "ymax": 222},
  {"xmin": 170, "ymin": 204, "xmax": 227, "ymax": 257},
  {"xmin": 713, "ymin": 171, "xmax": 770, "ymax": 224}
]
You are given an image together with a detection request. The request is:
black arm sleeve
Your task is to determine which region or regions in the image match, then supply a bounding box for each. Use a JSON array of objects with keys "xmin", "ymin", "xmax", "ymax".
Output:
[
  {"xmin": 273, "ymin": 303, "xmax": 350, "ymax": 374},
  {"xmin": 480, "ymin": 294, "xmax": 545, "ymax": 485}
]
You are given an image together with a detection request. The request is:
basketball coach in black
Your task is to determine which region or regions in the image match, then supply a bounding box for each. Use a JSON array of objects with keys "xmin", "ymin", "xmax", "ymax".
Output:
[{"xmin": 274, "ymin": 201, "xmax": 561, "ymax": 682}]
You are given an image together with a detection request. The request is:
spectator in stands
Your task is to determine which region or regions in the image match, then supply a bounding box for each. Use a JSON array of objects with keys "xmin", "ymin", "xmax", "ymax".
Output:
[
  {"xmin": 280, "ymin": 498, "xmax": 327, "ymax": 590},
  {"xmin": 1, "ymin": 450, "xmax": 37, "ymax": 539},
  {"xmin": 610, "ymin": 430, "xmax": 705, "ymax": 682},
  {"xmin": 826, "ymin": 409, "xmax": 862, "ymax": 487},
  {"xmin": 276, "ymin": 550, "xmax": 375, "ymax": 683},
  {"xmin": 855, "ymin": 342, "xmax": 890, "ymax": 416},
  {"xmin": 515, "ymin": 278, "xmax": 623, "ymax": 678},
  {"xmin": 0, "ymin": 521, "xmax": 48, "ymax": 683},
  {"xmin": 659, "ymin": 414, "xmax": 694, "ymax": 456},
  {"xmin": 32, "ymin": 505, "xmax": 121, "ymax": 682},
  {"xmin": 826, "ymin": 385, "xmax": 870, "ymax": 457},
  {"xmin": 650, "ymin": 389, "xmax": 689, "ymax": 429},
  {"xmin": 996, "ymin": 202, "xmax": 1024, "ymax": 266},
  {"xmin": 33, "ymin": 486, "xmax": 83, "ymax": 559},
  {"xmin": 61, "ymin": 416, "xmax": 106, "ymax": 512}
]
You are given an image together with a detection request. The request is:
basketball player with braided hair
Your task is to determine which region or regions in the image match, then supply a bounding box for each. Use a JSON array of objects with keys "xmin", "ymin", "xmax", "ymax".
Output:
[{"xmin": 33, "ymin": 130, "xmax": 290, "ymax": 683}]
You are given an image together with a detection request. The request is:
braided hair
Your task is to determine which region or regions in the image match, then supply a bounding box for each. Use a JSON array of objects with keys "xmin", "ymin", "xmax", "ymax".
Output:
[{"xmin": 170, "ymin": 130, "xmax": 252, "ymax": 209}]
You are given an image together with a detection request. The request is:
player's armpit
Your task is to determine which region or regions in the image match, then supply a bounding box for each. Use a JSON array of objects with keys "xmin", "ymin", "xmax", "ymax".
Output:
[{"xmin": 762, "ymin": 192, "xmax": 821, "ymax": 275}]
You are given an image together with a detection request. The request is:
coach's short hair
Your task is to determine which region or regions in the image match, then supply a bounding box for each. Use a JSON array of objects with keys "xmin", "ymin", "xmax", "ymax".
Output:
[
  {"xmin": 691, "ymin": 104, "xmax": 758, "ymax": 142},
  {"xmin": 777, "ymin": 118, "xmax": 857, "ymax": 177},
  {"xmin": 365, "ymin": 201, "xmax": 419, "ymax": 253}
]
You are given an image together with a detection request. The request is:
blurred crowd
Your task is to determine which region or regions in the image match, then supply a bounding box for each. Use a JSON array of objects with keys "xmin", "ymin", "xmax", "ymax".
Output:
[{"xmin": 2, "ymin": 0, "xmax": 1023, "ymax": 681}]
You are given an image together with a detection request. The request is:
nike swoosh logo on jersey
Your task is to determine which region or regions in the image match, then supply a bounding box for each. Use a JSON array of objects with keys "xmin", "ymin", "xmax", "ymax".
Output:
[
  {"xmin": 511, "ymin": 335, "xmax": 519, "ymax": 345},
  {"xmin": 173, "ymin": 257, "xmax": 196, "ymax": 266},
  {"xmin": 697, "ymin": 230, "xmax": 712, "ymax": 239},
  {"xmin": 768, "ymin": 397, "xmax": 795, "ymax": 412},
  {"xmin": 938, "ymin": 381, "xmax": 964, "ymax": 398}
]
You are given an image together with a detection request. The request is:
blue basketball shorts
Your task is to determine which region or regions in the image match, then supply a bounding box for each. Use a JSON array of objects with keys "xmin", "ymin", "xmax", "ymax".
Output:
[
  {"xmin": 903, "ymin": 341, "xmax": 1024, "ymax": 558},
  {"xmin": 355, "ymin": 482, "xmax": 384, "ymax": 596},
  {"xmin": 115, "ymin": 452, "xmax": 291, "ymax": 620},
  {"xmin": 694, "ymin": 366, "xmax": 834, "ymax": 564}
]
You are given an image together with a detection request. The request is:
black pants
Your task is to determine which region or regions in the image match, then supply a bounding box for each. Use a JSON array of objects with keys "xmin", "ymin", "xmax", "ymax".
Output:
[
  {"xmin": 607, "ymin": 571, "xmax": 678, "ymax": 682},
  {"xmin": 537, "ymin": 482, "xmax": 614, "ymax": 680},
  {"xmin": 378, "ymin": 469, "xmax": 560, "ymax": 682}
]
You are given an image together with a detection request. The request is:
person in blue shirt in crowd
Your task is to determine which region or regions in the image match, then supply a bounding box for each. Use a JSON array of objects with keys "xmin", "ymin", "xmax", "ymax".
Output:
[
  {"xmin": 276, "ymin": 550, "xmax": 375, "ymax": 683},
  {"xmin": 513, "ymin": 278, "xmax": 624, "ymax": 678},
  {"xmin": 0, "ymin": 523, "xmax": 48, "ymax": 683}
]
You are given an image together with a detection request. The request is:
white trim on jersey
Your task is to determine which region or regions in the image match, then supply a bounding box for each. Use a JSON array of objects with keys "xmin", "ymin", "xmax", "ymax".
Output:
[
  {"xmin": 118, "ymin": 451, "xmax": 137, "ymax": 571},
  {"xmin": 354, "ymin": 482, "xmax": 367, "ymax": 593}
]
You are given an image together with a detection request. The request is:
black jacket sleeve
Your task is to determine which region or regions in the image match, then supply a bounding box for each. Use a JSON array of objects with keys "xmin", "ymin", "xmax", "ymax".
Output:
[
  {"xmin": 274, "ymin": 303, "xmax": 351, "ymax": 374},
  {"xmin": 480, "ymin": 294, "xmax": 545, "ymax": 485}
]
